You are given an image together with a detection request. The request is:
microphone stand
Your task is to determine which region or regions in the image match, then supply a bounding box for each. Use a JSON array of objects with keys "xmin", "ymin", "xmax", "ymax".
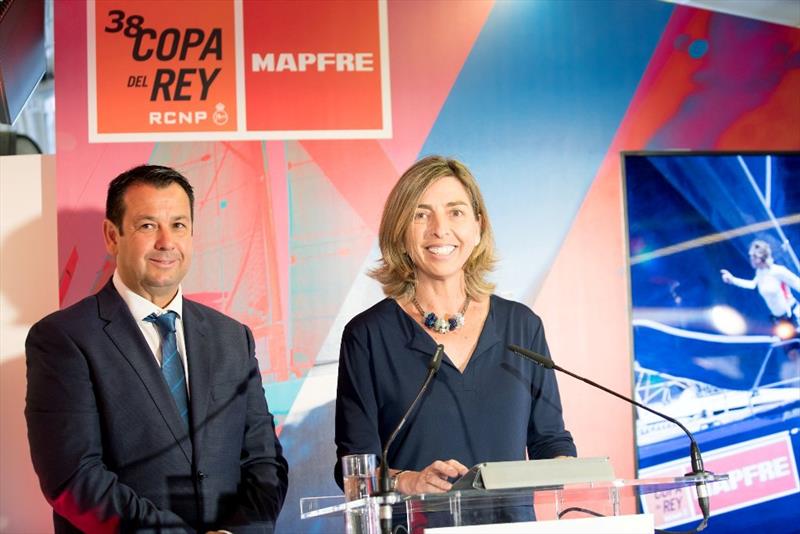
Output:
[
  {"xmin": 507, "ymin": 344, "xmax": 711, "ymax": 533},
  {"xmin": 376, "ymin": 345, "xmax": 444, "ymax": 534}
]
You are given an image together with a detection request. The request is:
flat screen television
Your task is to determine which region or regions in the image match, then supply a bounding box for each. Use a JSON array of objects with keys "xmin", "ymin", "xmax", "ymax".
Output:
[{"xmin": 621, "ymin": 151, "xmax": 800, "ymax": 533}]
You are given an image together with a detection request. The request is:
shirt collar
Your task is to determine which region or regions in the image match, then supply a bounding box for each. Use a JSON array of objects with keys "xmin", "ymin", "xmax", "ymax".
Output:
[{"xmin": 112, "ymin": 270, "xmax": 183, "ymax": 322}]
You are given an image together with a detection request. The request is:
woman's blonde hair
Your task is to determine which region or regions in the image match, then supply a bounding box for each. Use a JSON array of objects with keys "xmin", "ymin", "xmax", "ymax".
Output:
[{"xmin": 369, "ymin": 155, "xmax": 497, "ymax": 299}]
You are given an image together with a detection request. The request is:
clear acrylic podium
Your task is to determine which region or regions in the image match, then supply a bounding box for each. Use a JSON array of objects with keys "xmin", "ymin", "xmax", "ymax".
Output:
[{"xmin": 300, "ymin": 471, "xmax": 729, "ymax": 533}]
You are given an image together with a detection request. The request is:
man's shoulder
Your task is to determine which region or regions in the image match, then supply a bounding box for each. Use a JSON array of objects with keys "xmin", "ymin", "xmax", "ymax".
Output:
[{"xmin": 32, "ymin": 292, "xmax": 103, "ymax": 333}]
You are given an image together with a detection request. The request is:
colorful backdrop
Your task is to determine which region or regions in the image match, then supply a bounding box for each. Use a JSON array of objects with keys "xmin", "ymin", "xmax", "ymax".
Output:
[{"xmin": 39, "ymin": 1, "xmax": 800, "ymax": 532}]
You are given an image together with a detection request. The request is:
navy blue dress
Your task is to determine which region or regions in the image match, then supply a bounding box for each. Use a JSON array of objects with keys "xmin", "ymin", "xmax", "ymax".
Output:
[{"xmin": 334, "ymin": 294, "xmax": 576, "ymax": 487}]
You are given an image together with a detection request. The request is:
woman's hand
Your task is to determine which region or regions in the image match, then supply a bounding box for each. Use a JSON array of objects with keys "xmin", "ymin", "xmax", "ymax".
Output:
[
  {"xmin": 720, "ymin": 269, "xmax": 733, "ymax": 283},
  {"xmin": 395, "ymin": 459, "xmax": 469, "ymax": 495}
]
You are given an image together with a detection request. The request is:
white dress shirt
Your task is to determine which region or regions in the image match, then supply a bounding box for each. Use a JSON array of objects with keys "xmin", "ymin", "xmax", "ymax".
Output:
[{"xmin": 112, "ymin": 271, "xmax": 190, "ymax": 396}]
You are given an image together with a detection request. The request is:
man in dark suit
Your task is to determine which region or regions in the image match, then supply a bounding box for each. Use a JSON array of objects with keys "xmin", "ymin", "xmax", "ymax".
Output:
[{"xmin": 25, "ymin": 165, "xmax": 289, "ymax": 533}]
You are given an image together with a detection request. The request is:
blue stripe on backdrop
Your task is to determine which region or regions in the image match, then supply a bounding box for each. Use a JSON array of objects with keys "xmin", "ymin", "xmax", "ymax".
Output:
[{"xmin": 421, "ymin": 0, "xmax": 674, "ymax": 299}]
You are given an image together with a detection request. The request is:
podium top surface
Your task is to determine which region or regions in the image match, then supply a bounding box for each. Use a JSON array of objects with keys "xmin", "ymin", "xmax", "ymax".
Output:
[{"xmin": 300, "ymin": 473, "xmax": 729, "ymax": 519}]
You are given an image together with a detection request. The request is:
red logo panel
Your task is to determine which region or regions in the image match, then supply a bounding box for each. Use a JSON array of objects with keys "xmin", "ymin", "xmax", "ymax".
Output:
[{"xmin": 243, "ymin": 0, "xmax": 388, "ymax": 133}]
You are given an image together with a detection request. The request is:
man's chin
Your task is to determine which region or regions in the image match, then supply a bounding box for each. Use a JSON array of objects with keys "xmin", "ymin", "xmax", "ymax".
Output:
[{"xmin": 143, "ymin": 276, "xmax": 182, "ymax": 294}]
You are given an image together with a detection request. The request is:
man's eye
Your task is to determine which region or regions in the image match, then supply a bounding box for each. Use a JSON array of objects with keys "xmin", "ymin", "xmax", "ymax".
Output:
[
  {"xmin": 414, "ymin": 212, "xmax": 428, "ymax": 220},
  {"xmin": 140, "ymin": 223, "xmax": 156, "ymax": 231}
]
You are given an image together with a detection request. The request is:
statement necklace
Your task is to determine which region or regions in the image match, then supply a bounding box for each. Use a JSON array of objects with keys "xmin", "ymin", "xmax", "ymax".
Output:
[{"xmin": 412, "ymin": 296, "xmax": 471, "ymax": 334}]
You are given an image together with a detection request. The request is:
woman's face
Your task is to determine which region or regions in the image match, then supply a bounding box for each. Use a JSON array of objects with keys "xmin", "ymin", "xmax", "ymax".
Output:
[
  {"xmin": 404, "ymin": 176, "xmax": 481, "ymax": 286},
  {"xmin": 750, "ymin": 250, "xmax": 768, "ymax": 269}
]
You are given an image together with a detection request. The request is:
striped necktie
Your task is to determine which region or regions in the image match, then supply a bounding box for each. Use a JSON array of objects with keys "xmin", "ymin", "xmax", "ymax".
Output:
[{"xmin": 145, "ymin": 311, "xmax": 189, "ymax": 429}]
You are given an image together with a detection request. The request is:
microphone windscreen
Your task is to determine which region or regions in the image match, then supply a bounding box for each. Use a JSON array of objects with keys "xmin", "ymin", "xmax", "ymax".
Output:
[
  {"xmin": 507, "ymin": 344, "xmax": 555, "ymax": 369},
  {"xmin": 429, "ymin": 344, "xmax": 444, "ymax": 371}
]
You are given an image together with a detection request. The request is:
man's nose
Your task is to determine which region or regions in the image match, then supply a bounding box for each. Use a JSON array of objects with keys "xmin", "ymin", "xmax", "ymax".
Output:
[{"xmin": 155, "ymin": 228, "xmax": 175, "ymax": 249}]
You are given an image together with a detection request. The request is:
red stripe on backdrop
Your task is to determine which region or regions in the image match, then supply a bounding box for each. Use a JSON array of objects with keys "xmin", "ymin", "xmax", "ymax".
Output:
[
  {"xmin": 54, "ymin": 1, "xmax": 156, "ymax": 307},
  {"xmin": 301, "ymin": 0, "xmax": 495, "ymax": 232},
  {"xmin": 377, "ymin": 0, "xmax": 496, "ymax": 173}
]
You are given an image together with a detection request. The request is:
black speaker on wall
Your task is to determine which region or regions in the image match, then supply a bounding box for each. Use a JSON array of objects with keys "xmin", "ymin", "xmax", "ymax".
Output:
[{"xmin": 0, "ymin": 0, "xmax": 46, "ymax": 125}]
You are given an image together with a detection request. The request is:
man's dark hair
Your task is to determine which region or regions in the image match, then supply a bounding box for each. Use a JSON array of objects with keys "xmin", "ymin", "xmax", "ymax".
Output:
[{"xmin": 106, "ymin": 165, "xmax": 195, "ymax": 232}]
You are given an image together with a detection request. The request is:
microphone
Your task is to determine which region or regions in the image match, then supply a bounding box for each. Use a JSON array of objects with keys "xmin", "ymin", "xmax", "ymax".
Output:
[
  {"xmin": 376, "ymin": 344, "xmax": 444, "ymax": 534},
  {"xmin": 507, "ymin": 344, "xmax": 711, "ymax": 532}
]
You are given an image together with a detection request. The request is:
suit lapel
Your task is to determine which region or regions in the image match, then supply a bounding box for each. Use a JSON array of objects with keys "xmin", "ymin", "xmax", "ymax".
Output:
[
  {"xmin": 97, "ymin": 281, "xmax": 193, "ymax": 464},
  {"xmin": 183, "ymin": 300, "xmax": 211, "ymax": 448}
]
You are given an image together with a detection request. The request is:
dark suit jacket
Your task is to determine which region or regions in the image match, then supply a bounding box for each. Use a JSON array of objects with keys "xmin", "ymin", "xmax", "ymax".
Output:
[{"xmin": 25, "ymin": 280, "xmax": 289, "ymax": 533}]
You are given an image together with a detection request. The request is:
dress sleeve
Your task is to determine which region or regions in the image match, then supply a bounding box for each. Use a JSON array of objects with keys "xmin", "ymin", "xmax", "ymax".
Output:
[
  {"xmin": 334, "ymin": 323, "xmax": 382, "ymax": 489},
  {"xmin": 526, "ymin": 319, "xmax": 578, "ymax": 459}
]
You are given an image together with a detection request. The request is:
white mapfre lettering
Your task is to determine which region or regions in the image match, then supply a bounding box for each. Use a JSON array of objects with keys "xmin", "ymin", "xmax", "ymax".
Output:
[
  {"xmin": 707, "ymin": 456, "xmax": 791, "ymax": 496},
  {"xmin": 251, "ymin": 52, "xmax": 374, "ymax": 72}
]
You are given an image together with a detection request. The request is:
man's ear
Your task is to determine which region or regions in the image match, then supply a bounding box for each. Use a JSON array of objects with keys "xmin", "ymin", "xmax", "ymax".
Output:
[{"xmin": 103, "ymin": 219, "xmax": 120, "ymax": 256}]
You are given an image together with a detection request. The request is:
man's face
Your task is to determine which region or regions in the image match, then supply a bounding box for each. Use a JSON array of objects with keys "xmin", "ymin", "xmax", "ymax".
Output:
[{"xmin": 103, "ymin": 183, "xmax": 193, "ymax": 307}]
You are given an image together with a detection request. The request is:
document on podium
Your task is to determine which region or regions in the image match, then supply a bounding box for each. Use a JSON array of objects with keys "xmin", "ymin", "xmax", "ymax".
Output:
[{"xmin": 450, "ymin": 457, "xmax": 615, "ymax": 491}]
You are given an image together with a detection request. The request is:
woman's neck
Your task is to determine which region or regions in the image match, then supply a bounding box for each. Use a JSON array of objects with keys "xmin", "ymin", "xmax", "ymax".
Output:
[{"xmin": 413, "ymin": 276, "xmax": 468, "ymax": 312}]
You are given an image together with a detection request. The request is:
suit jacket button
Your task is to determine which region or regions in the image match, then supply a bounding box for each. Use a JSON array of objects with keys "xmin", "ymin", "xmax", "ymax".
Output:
[{"xmin": 197, "ymin": 471, "xmax": 206, "ymax": 481}]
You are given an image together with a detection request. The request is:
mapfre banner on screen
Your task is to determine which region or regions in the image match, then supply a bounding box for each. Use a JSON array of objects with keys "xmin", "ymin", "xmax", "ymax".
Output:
[{"xmin": 88, "ymin": 0, "xmax": 391, "ymax": 142}]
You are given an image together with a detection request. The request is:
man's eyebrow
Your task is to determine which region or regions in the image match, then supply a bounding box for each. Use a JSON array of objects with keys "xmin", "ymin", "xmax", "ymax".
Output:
[{"xmin": 130, "ymin": 214, "xmax": 190, "ymax": 222}]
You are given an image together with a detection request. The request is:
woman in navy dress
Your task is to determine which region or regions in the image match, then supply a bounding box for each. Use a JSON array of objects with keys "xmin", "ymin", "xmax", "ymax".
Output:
[{"xmin": 334, "ymin": 155, "xmax": 576, "ymax": 496}]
